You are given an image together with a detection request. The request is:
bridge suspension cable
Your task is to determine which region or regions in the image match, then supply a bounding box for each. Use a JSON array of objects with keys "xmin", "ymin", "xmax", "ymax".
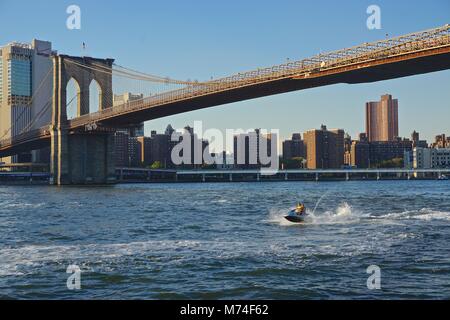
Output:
[{"xmin": 65, "ymin": 58, "xmax": 207, "ymax": 85}]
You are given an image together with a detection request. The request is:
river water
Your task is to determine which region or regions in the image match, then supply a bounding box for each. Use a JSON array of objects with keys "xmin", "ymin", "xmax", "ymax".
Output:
[{"xmin": 0, "ymin": 181, "xmax": 449, "ymax": 299}]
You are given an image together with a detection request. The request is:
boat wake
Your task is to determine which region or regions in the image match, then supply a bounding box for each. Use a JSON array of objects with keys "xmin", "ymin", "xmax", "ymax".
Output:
[
  {"xmin": 267, "ymin": 204, "xmax": 450, "ymax": 227},
  {"xmin": 266, "ymin": 202, "xmax": 361, "ymax": 226},
  {"xmin": 375, "ymin": 208, "xmax": 450, "ymax": 222}
]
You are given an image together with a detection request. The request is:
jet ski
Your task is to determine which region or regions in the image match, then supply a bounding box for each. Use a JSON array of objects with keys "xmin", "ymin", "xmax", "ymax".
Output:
[{"xmin": 285, "ymin": 209, "xmax": 307, "ymax": 223}]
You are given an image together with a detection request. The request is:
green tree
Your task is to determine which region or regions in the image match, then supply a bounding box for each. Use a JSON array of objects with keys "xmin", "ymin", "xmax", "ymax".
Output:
[
  {"xmin": 281, "ymin": 157, "xmax": 305, "ymax": 169},
  {"xmin": 150, "ymin": 161, "xmax": 163, "ymax": 169},
  {"xmin": 372, "ymin": 157, "xmax": 404, "ymax": 168}
]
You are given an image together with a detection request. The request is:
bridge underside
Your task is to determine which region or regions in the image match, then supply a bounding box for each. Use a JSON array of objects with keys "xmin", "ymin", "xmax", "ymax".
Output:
[{"xmin": 0, "ymin": 136, "xmax": 50, "ymax": 158}]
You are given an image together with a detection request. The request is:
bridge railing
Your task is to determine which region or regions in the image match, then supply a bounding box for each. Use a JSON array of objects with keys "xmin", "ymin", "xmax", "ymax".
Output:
[{"xmin": 66, "ymin": 25, "xmax": 450, "ymax": 128}]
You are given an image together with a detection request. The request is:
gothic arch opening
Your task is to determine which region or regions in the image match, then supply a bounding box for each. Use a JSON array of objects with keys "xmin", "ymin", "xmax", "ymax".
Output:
[
  {"xmin": 89, "ymin": 79, "xmax": 102, "ymax": 113},
  {"xmin": 66, "ymin": 78, "xmax": 80, "ymax": 120}
]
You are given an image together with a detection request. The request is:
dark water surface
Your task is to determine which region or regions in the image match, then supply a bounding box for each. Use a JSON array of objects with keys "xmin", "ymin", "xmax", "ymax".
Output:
[{"xmin": 0, "ymin": 181, "xmax": 449, "ymax": 299}]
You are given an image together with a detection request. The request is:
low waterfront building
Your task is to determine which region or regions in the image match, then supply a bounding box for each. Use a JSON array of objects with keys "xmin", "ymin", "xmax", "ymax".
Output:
[
  {"xmin": 368, "ymin": 138, "xmax": 412, "ymax": 167},
  {"xmin": 404, "ymin": 149, "xmax": 414, "ymax": 169},
  {"xmin": 408, "ymin": 147, "xmax": 450, "ymax": 169},
  {"xmin": 349, "ymin": 133, "xmax": 411, "ymax": 168}
]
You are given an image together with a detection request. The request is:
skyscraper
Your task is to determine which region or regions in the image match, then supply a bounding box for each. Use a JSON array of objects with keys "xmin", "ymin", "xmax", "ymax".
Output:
[
  {"xmin": 303, "ymin": 125, "xmax": 344, "ymax": 169},
  {"xmin": 365, "ymin": 94, "xmax": 399, "ymax": 142},
  {"xmin": 0, "ymin": 39, "xmax": 55, "ymax": 164}
]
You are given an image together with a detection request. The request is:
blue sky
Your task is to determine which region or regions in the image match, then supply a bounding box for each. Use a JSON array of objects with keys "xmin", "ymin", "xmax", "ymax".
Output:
[{"xmin": 1, "ymin": 0, "xmax": 449, "ymax": 146}]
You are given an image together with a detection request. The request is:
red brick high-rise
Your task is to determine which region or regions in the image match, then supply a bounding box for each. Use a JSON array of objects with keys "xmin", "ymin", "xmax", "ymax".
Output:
[{"xmin": 366, "ymin": 94, "xmax": 399, "ymax": 142}]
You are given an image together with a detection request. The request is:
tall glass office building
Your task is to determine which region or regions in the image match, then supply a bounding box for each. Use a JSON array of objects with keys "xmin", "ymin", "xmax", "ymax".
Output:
[
  {"xmin": 0, "ymin": 58, "xmax": 3, "ymax": 105},
  {"xmin": 0, "ymin": 40, "xmax": 54, "ymax": 163}
]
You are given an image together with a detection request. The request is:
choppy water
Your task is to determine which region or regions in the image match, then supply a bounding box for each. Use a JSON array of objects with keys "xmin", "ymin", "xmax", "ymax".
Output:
[{"xmin": 0, "ymin": 181, "xmax": 449, "ymax": 299}]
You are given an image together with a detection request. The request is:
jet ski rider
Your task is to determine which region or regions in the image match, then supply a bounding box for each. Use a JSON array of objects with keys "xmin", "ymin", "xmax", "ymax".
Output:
[{"xmin": 295, "ymin": 202, "xmax": 306, "ymax": 216}]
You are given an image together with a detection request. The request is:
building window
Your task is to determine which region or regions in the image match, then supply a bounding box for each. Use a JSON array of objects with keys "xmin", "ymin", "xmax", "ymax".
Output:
[{"xmin": 8, "ymin": 58, "xmax": 32, "ymax": 97}]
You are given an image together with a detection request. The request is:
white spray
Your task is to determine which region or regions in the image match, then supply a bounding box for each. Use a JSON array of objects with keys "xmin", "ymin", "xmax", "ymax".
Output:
[{"xmin": 311, "ymin": 191, "xmax": 330, "ymax": 216}]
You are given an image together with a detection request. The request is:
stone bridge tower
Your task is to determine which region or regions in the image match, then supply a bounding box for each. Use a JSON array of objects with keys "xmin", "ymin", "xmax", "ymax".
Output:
[{"xmin": 50, "ymin": 55, "xmax": 116, "ymax": 185}]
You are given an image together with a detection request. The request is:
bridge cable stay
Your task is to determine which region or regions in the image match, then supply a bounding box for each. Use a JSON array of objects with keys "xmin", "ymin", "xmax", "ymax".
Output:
[
  {"xmin": 17, "ymin": 76, "xmax": 69, "ymax": 135},
  {"xmin": 0, "ymin": 92, "xmax": 78, "ymax": 149},
  {"xmin": 69, "ymin": 60, "xmax": 208, "ymax": 111},
  {"xmin": 64, "ymin": 58, "xmax": 267, "ymax": 113},
  {"xmin": 0, "ymin": 66, "xmax": 54, "ymax": 141},
  {"xmin": 18, "ymin": 97, "xmax": 54, "ymax": 135},
  {"xmin": 65, "ymin": 93, "xmax": 80, "ymax": 120},
  {"xmin": 65, "ymin": 58, "xmax": 200, "ymax": 85},
  {"xmin": 62, "ymin": 59, "xmax": 190, "ymax": 110},
  {"xmin": 71, "ymin": 58, "xmax": 214, "ymax": 111}
]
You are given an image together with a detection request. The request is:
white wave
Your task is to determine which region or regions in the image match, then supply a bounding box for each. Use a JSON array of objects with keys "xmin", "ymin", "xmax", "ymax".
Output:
[
  {"xmin": 413, "ymin": 208, "xmax": 450, "ymax": 221},
  {"xmin": 396, "ymin": 232, "xmax": 419, "ymax": 240},
  {"xmin": 0, "ymin": 240, "xmax": 239, "ymax": 276},
  {"xmin": 308, "ymin": 202, "xmax": 361, "ymax": 225},
  {"xmin": 1, "ymin": 202, "xmax": 45, "ymax": 210},
  {"xmin": 378, "ymin": 208, "xmax": 450, "ymax": 221},
  {"xmin": 212, "ymin": 199, "xmax": 228, "ymax": 203},
  {"xmin": 0, "ymin": 230, "xmax": 398, "ymax": 277}
]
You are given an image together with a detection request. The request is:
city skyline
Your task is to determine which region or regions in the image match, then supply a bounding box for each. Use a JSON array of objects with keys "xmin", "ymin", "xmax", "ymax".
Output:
[
  {"xmin": 1, "ymin": 1, "xmax": 450, "ymax": 303},
  {"xmin": 134, "ymin": 119, "xmax": 448, "ymax": 157},
  {"xmin": 139, "ymin": 95, "xmax": 447, "ymax": 156},
  {"xmin": 0, "ymin": 0, "xmax": 449, "ymax": 144}
]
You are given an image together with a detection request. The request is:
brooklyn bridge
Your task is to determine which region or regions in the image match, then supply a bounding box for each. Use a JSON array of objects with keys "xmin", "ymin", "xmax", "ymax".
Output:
[{"xmin": 1, "ymin": 25, "xmax": 449, "ymax": 185}]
